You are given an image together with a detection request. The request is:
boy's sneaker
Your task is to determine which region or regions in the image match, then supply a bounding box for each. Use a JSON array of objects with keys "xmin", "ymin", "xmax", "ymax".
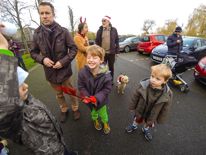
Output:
[
  {"xmin": 93, "ymin": 120, "xmax": 102, "ymax": 130},
  {"xmin": 142, "ymin": 127, "xmax": 152, "ymax": 140},
  {"xmin": 125, "ymin": 124, "xmax": 138, "ymax": 133},
  {"xmin": 104, "ymin": 122, "xmax": 110, "ymax": 134}
]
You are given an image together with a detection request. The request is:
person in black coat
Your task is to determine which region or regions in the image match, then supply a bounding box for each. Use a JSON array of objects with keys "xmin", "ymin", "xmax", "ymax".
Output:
[{"xmin": 167, "ymin": 26, "xmax": 183, "ymax": 54}]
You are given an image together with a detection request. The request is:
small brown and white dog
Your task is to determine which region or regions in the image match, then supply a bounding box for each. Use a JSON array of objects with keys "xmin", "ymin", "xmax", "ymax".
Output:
[{"xmin": 116, "ymin": 75, "xmax": 129, "ymax": 94}]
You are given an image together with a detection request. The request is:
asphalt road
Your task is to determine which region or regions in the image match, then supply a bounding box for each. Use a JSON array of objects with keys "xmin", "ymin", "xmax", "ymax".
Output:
[{"xmin": 7, "ymin": 50, "xmax": 206, "ymax": 155}]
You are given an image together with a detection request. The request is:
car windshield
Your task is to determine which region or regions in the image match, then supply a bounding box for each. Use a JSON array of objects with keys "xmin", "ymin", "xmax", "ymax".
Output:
[
  {"xmin": 124, "ymin": 38, "xmax": 134, "ymax": 42},
  {"xmin": 140, "ymin": 36, "xmax": 150, "ymax": 42},
  {"xmin": 183, "ymin": 38, "xmax": 194, "ymax": 47}
]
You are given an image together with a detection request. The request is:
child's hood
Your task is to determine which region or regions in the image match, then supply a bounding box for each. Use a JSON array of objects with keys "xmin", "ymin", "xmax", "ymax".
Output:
[
  {"xmin": 140, "ymin": 78, "xmax": 170, "ymax": 95},
  {"xmin": 0, "ymin": 53, "xmax": 20, "ymax": 103},
  {"xmin": 97, "ymin": 62, "xmax": 110, "ymax": 75}
]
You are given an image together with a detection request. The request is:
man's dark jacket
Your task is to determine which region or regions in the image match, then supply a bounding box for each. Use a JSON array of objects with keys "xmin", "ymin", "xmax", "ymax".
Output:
[
  {"xmin": 167, "ymin": 32, "xmax": 183, "ymax": 54},
  {"xmin": 30, "ymin": 23, "xmax": 78, "ymax": 83},
  {"xmin": 95, "ymin": 25, "xmax": 119, "ymax": 54}
]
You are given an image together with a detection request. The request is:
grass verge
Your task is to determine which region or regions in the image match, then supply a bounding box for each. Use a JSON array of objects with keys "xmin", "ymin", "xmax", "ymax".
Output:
[{"xmin": 22, "ymin": 53, "xmax": 39, "ymax": 70}]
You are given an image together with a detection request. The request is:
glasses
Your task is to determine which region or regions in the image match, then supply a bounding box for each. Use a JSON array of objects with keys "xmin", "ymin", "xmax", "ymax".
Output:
[{"xmin": 102, "ymin": 20, "xmax": 107, "ymax": 22}]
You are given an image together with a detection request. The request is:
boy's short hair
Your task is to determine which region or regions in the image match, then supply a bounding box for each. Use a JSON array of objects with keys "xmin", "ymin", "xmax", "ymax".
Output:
[
  {"xmin": 151, "ymin": 64, "xmax": 172, "ymax": 81},
  {"xmin": 86, "ymin": 45, "xmax": 105, "ymax": 60},
  {"xmin": 39, "ymin": 2, "xmax": 54, "ymax": 13}
]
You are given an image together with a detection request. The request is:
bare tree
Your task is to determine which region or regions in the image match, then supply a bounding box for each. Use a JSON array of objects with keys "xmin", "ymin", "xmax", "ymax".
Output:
[
  {"xmin": 142, "ymin": 19, "xmax": 156, "ymax": 34},
  {"xmin": 0, "ymin": 0, "xmax": 31, "ymax": 53},
  {"xmin": 185, "ymin": 4, "xmax": 206, "ymax": 38},
  {"xmin": 68, "ymin": 6, "xmax": 78, "ymax": 38},
  {"xmin": 156, "ymin": 19, "xmax": 178, "ymax": 35}
]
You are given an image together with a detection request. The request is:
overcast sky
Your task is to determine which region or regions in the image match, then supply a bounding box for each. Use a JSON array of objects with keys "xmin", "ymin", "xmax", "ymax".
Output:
[{"xmin": 20, "ymin": 0, "xmax": 206, "ymax": 35}]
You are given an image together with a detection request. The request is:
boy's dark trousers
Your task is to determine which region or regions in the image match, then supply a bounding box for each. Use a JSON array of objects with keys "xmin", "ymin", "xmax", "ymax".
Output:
[
  {"xmin": 15, "ymin": 55, "xmax": 28, "ymax": 71},
  {"xmin": 104, "ymin": 54, "xmax": 115, "ymax": 82}
]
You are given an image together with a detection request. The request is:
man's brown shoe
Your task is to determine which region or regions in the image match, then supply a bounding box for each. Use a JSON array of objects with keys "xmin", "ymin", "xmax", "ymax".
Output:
[
  {"xmin": 60, "ymin": 111, "xmax": 68, "ymax": 123},
  {"xmin": 73, "ymin": 109, "xmax": 80, "ymax": 120}
]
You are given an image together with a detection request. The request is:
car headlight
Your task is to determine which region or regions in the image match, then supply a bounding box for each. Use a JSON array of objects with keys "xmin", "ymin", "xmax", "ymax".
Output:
[
  {"xmin": 120, "ymin": 45, "xmax": 125, "ymax": 48},
  {"xmin": 199, "ymin": 61, "xmax": 206, "ymax": 70},
  {"xmin": 151, "ymin": 49, "xmax": 155, "ymax": 53}
]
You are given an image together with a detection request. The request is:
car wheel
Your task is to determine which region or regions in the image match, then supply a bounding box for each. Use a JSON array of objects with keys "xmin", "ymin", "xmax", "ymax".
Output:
[{"xmin": 124, "ymin": 46, "xmax": 130, "ymax": 53}]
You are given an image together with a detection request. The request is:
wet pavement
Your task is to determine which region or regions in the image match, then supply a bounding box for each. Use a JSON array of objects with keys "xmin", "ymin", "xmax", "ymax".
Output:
[{"xmin": 7, "ymin": 50, "xmax": 206, "ymax": 155}]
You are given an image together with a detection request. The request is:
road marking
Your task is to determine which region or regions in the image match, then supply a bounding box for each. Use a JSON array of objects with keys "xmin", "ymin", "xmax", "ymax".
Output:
[
  {"xmin": 136, "ymin": 59, "xmax": 138, "ymax": 61},
  {"xmin": 29, "ymin": 64, "xmax": 40, "ymax": 73},
  {"xmin": 130, "ymin": 60, "xmax": 133, "ymax": 62}
]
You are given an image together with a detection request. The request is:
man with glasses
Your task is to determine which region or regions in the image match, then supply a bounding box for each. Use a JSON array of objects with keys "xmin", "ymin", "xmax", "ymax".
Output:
[{"xmin": 95, "ymin": 16, "xmax": 119, "ymax": 85}]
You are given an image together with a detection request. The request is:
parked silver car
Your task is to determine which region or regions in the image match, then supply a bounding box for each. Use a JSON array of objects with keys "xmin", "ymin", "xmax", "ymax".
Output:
[{"xmin": 119, "ymin": 37, "xmax": 140, "ymax": 52}]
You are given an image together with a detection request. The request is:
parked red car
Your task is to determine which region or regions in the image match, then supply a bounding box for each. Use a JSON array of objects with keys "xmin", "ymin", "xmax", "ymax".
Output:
[
  {"xmin": 194, "ymin": 56, "xmax": 206, "ymax": 85},
  {"xmin": 137, "ymin": 34, "xmax": 168, "ymax": 54}
]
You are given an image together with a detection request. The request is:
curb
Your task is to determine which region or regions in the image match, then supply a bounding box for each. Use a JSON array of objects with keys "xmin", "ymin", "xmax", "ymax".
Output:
[{"xmin": 28, "ymin": 64, "xmax": 41, "ymax": 73}]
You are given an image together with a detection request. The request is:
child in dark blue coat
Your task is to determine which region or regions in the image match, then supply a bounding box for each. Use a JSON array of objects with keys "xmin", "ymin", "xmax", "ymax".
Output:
[{"xmin": 78, "ymin": 45, "xmax": 112, "ymax": 134}]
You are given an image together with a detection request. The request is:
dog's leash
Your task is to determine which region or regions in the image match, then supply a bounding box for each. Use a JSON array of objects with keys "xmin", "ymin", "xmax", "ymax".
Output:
[{"xmin": 115, "ymin": 58, "xmax": 122, "ymax": 75}]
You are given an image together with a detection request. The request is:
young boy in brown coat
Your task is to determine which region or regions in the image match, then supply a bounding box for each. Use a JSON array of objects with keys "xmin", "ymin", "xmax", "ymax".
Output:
[{"xmin": 125, "ymin": 64, "xmax": 173, "ymax": 140}]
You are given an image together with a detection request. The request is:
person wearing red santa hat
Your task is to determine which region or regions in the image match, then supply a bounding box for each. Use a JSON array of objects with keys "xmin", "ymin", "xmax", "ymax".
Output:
[{"xmin": 95, "ymin": 15, "xmax": 119, "ymax": 85}]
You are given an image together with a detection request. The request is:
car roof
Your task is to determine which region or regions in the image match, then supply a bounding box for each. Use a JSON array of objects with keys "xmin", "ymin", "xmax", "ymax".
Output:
[
  {"xmin": 141, "ymin": 34, "xmax": 167, "ymax": 36},
  {"xmin": 182, "ymin": 36, "xmax": 205, "ymax": 39}
]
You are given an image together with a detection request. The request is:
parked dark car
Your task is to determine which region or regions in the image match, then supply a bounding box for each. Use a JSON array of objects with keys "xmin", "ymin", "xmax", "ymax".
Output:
[
  {"xmin": 119, "ymin": 37, "xmax": 140, "ymax": 52},
  {"xmin": 137, "ymin": 34, "xmax": 168, "ymax": 54},
  {"xmin": 119, "ymin": 37, "xmax": 128, "ymax": 43},
  {"xmin": 89, "ymin": 40, "xmax": 95, "ymax": 45},
  {"xmin": 194, "ymin": 56, "xmax": 206, "ymax": 85},
  {"xmin": 150, "ymin": 36, "xmax": 206, "ymax": 63}
]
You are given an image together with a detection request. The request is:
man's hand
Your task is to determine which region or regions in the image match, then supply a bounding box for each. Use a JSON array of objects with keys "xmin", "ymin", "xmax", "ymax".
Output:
[
  {"xmin": 1, "ymin": 140, "xmax": 8, "ymax": 146},
  {"xmin": 43, "ymin": 58, "xmax": 54, "ymax": 67},
  {"xmin": 53, "ymin": 61, "xmax": 62, "ymax": 69},
  {"xmin": 13, "ymin": 45, "xmax": 17, "ymax": 48},
  {"xmin": 177, "ymin": 40, "xmax": 181, "ymax": 43},
  {"xmin": 115, "ymin": 54, "xmax": 119, "ymax": 57}
]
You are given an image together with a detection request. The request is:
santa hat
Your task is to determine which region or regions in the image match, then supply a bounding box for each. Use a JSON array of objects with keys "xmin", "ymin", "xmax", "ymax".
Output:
[
  {"xmin": 17, "ymin": 66, "xmax": 29, "ymax": 86},
  {"xmin": 102, "ymin": 16, "xmax": 111, "ymax": 22}
]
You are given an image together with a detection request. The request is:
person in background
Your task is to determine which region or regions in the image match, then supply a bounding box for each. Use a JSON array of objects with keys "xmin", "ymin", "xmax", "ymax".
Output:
[
  {"xmin": 8, "ymin": 38, "xmax": 28, "ymax": 71},
  {"xmin": 74, "ymin": 17, "xmax": 91, "ymax": 71},
  {"xmin": 95, "ymin": 16, "xmax": 119, "ymax": 85},
  {"xmin": 167, "ymin": 26, "xmax": 183, "ymax": 55}
]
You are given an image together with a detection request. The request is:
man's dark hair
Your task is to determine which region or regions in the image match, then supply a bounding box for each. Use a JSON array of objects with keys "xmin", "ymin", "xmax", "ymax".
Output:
[
  {"xmin": 39, "ymin": 2, "xmax": 54, "ymax": 13},
  {"xmin": 7, "ymin": 38, "xmax": 12, "ymax": 42}
]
